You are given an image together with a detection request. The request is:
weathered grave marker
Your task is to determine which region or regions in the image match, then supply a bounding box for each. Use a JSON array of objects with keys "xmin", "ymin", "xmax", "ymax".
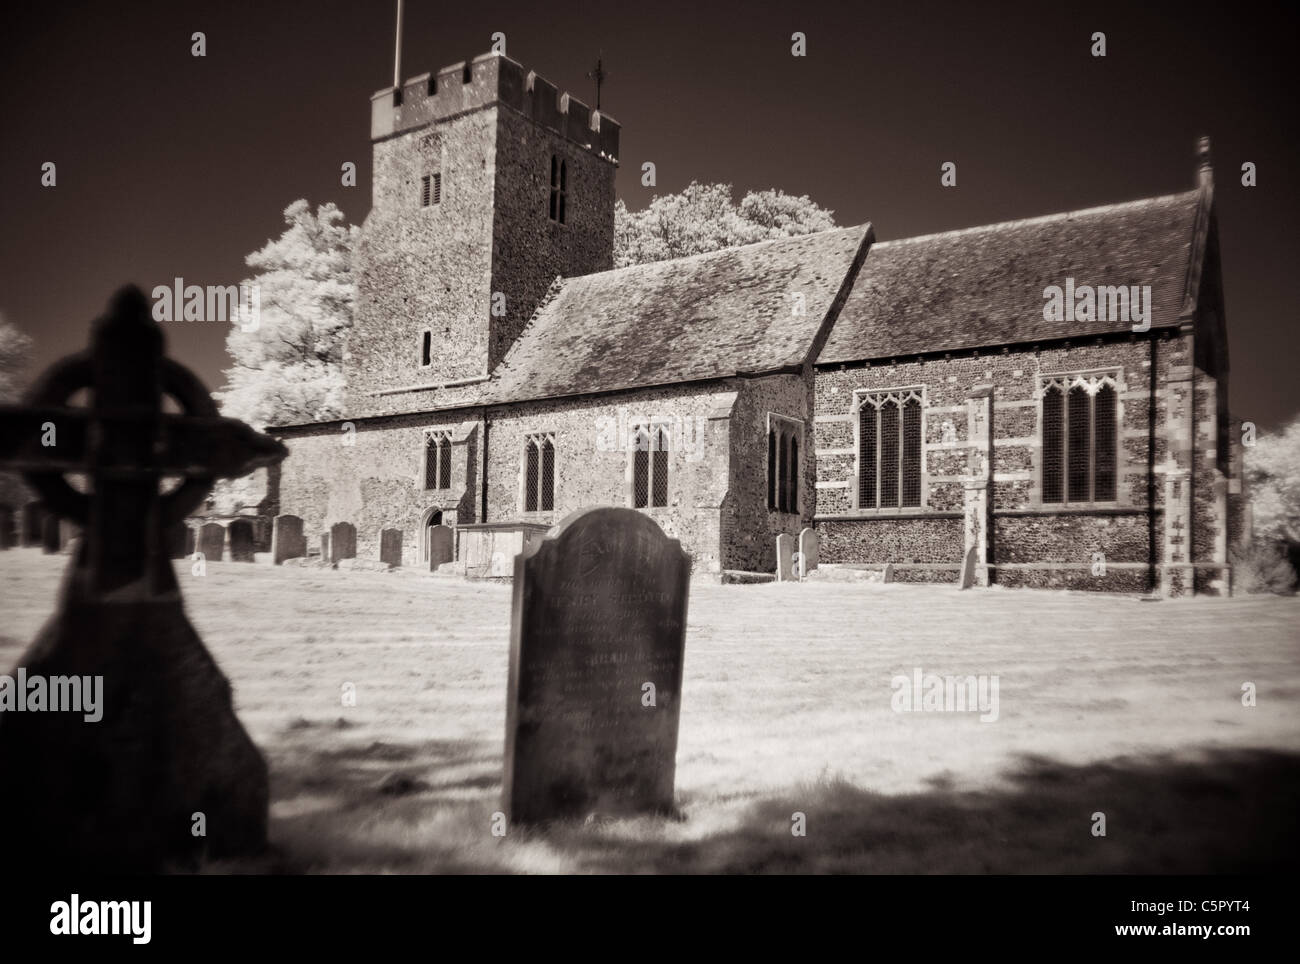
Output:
[
  {"xmin": 199, "ymin": 522, "xmax": 225, "ymax": 562},
  {"xmin": 798, "ymin": 527, "xmax": 819, "ymax": 579},
  {"xmin": 379, "ymin": 527, "xmax": 403, "ymax": 566},
  {"xmin": 228, "ymin": 518, "xmax": 255, "ymax": 562},
  {"xmin": 775, "ymin": 532, "xmax": 794, "ymax": 581},
  {"xmin": 330, "ymin": 521, "xmax": 356, "ymax": 564},
  {"xmin": 0, "ymin": 505, "xmax": 13, "ymax": 549},
  {"xmin": 0, "ymin": 285, "xmax": 286, "ymax": 871},
  {"xmin": 504, "ymin": 507, "xmax": 690, "ymax": 824},
  {"xmin": 272, "ymin": 514, "xmax": 305, "ymax": 564},
  {"xmin": 428, "ymin": 523, "xmax": 454, "ymax": 570}
]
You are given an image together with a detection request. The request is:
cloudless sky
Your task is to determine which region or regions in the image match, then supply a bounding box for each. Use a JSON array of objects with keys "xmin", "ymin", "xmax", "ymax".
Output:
[{"xmin": 1, "ymin": 0, "xmax": 1296, "ymax": 426}]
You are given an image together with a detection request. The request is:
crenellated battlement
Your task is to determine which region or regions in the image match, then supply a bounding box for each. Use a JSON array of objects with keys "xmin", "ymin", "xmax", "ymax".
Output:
[{"xmin": 370, "ymin": 52, "xmax": 620, "ymax": 163}]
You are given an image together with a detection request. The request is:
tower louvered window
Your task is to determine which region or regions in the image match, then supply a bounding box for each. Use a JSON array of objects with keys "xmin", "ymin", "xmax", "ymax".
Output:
[
  {"xmin": 421, "ymin": 172, "xmax": 441, "ymax": 207},
  {"xmin": 857, "ymin": 389, "xmax": 923, "ymax": 509},
  {"xmin": 524, "ymin": 433, "xmax": 556, "ymax": 512},
  {"xmin": 549, "ymin": 155, "xmax": 567, "ymax": 224},
  {"xmin": 424, "ymin": 433, "xmax": 452, "ymax": 490},
  {"xmin": 767, "ymin": 417, "xmax": 803, "ymax": 514},
  {"xmin": 1041, "ymin": 373, "xmax": 1119, "ymax": 504}
]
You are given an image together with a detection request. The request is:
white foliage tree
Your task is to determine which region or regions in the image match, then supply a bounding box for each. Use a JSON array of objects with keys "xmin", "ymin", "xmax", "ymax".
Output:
[
  {"xmin": 209, "ymin": 201, "xmax": 358, "ymax": 515},
  {"xmin": 1247, "ymin": 415, "xmax": 1300, "ymax": 544},
  {"xmin": 214, "ymin": 199, "xmax": 358, "ymax": 431},
  {"xmin": 614, "ymin": 182, "xmax": 836, "ymax": 268}
]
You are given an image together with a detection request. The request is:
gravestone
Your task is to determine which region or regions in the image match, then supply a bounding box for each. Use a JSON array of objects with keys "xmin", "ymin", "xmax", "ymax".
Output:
[
  {"xmin": 958, "ymin": 546, "xmax": 977, "ymax": 589},
  {"xmin": 199, "ymin": 522, "xmax": 226, "ymax": 562},
  {"xmin": 228, "ymin": 519, "xmax": 255, "ymax": 562},
  {"xmin": 41, "ymin": 515, "xmax": 60, "ymax": 553},
  {"xmin": 272, "ymin": 514, "xmax": 305, "ymax": 564},
  {"xmin": 428, "ymin": 523, "xmax": 454, "ymax": 570},
  {"xmin": 882, "ymin": 562, "xmax": 895, "ymax": 583},
  {"xmin": 798, "ymin": 527, "xmax": 819, "ymax": 579},
  {"xmin": 20, "ymin": 502, "xmax": 44, "ymax": 546},
  {"xmin": 379, "ymin": 527, "xmax": 403, "ymax": 566},
  {"xmin": 0, "ymin": 285, "xmax": 285, "ymax": 871},
  {"xmin": 330, "ymin": 522, "xmax": 356, "ymax": 564},
  {"xmin": 0, "ymin": 505, "xmax": 13, "ymax": 549},
  {"xmin": 775, "ymin": 532, "xmax": 794, "ymax": 581},
  {"xmin": 504, "ymin": 507, "xmax": 690, "ymax": 824},
  {"xmin": 166, "ymin": 522, "xmax": 188, "ymax": 559}
]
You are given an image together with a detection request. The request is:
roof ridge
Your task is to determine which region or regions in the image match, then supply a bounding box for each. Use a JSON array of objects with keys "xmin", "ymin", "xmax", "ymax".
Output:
[
  {"xmin": 587, "ymin": 222, "xmax": 868, "ymax": 281},
  {"xmin": 871, "ymin": 190, "xmax": 1200, "ymax": 249}
]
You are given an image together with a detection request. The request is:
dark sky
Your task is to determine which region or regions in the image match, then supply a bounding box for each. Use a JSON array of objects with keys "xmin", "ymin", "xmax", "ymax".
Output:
[{"xmin": 2, "ymin": 0, "xmax": 1296, "ymax": 427}]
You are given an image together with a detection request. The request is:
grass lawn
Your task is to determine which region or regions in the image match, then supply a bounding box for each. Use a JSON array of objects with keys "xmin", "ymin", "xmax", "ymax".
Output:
[{"xmin": 2, "ymin": 548, "xmax": 1298, "ymax": 873}]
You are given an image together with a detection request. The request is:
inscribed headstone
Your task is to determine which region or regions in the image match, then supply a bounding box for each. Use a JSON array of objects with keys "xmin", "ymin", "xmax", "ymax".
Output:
[{"xmin": 504, "ymin": 507, "xmax": 690, "ymax": 824}]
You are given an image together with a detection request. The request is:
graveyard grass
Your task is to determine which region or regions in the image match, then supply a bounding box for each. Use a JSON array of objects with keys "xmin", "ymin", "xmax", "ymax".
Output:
[{"xmin": 2, "ymin": 550, "xmax": 1298, "ymax": 874}]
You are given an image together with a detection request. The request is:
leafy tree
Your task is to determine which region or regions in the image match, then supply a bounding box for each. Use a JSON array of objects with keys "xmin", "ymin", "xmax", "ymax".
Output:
[
  {"xmin": 1247, "ymin": 414, "xmax": 1300, "ymax": 544},
  {"xmin": 206, "ymin": 201, "xmax": 357, "ymax": 516},
  {"xmin": 214, "ymin": 200, "xmax": 359, "ymax": 431},
  {"xmin": 1235, "ymin": 415, "xmax": 1300, "ymax": 593},
  {"xmin": 614, "ymin": 182, "xmax": 836, "ymax": 268}
]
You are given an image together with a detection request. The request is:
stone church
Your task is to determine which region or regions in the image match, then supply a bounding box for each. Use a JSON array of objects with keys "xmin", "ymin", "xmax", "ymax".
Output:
[{"xmin": 273, "ymin": 50, "xmax": 1245, "ymax": 595}]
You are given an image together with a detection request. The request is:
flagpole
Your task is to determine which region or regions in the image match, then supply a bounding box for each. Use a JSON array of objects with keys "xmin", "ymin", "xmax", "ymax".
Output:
[{"xmin": 393, "ymin": 0, "xmax": 404, "ymax": 90}]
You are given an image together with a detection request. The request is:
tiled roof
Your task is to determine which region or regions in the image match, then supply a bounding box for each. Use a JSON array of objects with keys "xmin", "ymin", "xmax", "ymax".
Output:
[
  {"xmin": 817, "ymin": 190, "xmax": 1203, "ymax": 365},
  {"xmin": 480, "ymin": 225, "xmax": 871, "ymax": 404}
]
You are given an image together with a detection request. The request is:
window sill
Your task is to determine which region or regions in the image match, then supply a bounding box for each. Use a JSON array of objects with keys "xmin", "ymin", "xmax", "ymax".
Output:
[
  {"xmin": 816, "ymin": 509, "xmax": 961, "ymax": 521},
  {"xmin": 1007, "ymin": 504, "xmax": 1141, "ymax": 516},
  {"xmin": 850, "ymin": 505, "xmax": 928, "ymax": 514}
]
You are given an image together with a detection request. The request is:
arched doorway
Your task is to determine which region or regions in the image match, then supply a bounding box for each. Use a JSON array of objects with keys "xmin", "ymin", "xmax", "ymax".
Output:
[{"xmin": 420, "ymin": 509, "xmax": 443, "ymax": 564}]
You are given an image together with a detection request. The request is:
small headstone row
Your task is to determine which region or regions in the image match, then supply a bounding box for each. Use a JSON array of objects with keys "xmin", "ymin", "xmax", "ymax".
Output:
[
  {"xmin": 776, "ymin": 527, "xmax": 820, "ymax": 581},
  {"xmin": 0, "ymin": 504, "xmax": 77, "ymax": 553},
  {"xmin": 269, "ymin": 517, "xmax": 424, "ymax": 569}
]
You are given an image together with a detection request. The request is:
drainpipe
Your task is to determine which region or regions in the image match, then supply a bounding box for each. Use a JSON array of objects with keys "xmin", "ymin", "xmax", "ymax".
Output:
[{"xmin": 480, "ymin": 410, "xmax": 489, "ymax": 524}]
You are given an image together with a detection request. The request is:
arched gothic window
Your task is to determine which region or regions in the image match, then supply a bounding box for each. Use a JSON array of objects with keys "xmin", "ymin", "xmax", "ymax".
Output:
[
  {"xmin": 424, "ymin": 433, "xmax": 452, "ymax": 490},
  {"xmin": 1041, "ymin": 373, "xmax": 1118, "ymax": 504},
  {"xmin": 632, "ymin": 425, "xmax": 670, "ymax": 509},
  {"xmin": 857, "ymin": 389, "xmax": 923, "ymax": 509},
  {"xmin": 767, "ymin": 417, "xmax": 803, "ymax": 514},
  {"xmin": 523, "ymin": 432, "xmax": 556, "ymax": 512}
]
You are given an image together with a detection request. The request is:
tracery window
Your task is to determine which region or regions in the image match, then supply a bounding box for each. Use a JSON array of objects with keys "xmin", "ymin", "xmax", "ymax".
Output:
[
  {"xmin": 632, "ymin": 425, "xmax": 670, "ymax": 509},
  {"xmin": 1041, "ymin": 373, "xmax": 1118, "ymax": 504},
  {"xmin": 767, "ymin": 417, "xmax": 803, "ymax": 513},
  {"xmin": 523, "ymin": 432, "xmax": 556, "ymax": 511},
  {"xmin": 857, "ymin": 388, "xmax": 923, "ymax": 509},
  {"xmin": 423, "ymin": 432, "xmax": 452, "ymax": 490}
]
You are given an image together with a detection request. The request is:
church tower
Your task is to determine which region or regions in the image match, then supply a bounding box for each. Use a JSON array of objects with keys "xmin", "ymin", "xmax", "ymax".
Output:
[{"xmin": 346, "ymin": 52, "xmax": 620, "ymax": 417}]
